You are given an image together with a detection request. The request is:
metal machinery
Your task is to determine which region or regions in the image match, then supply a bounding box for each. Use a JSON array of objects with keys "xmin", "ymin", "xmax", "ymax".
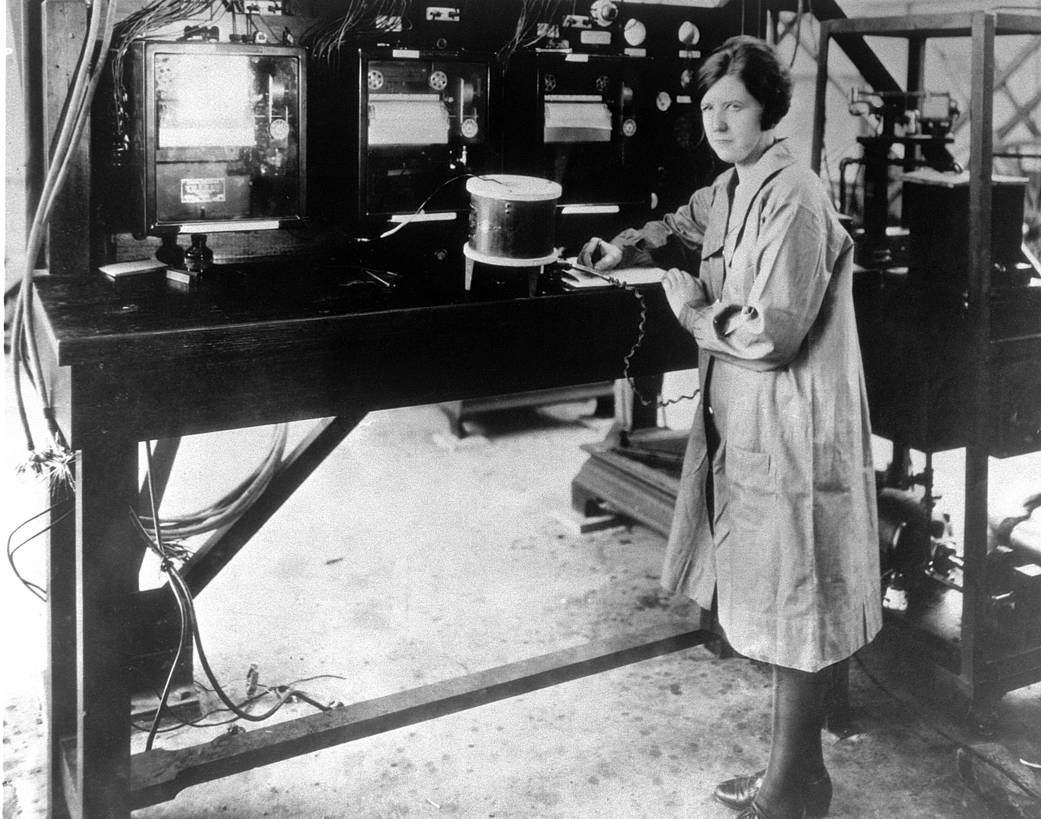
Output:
[
  {"xmin": 811, "ymin": 11, "xmax": 1041, "ymax": 714},
  {"xmin": 300, "ymin": 0, "xmax": 741, "ymax": 433},
  {"xmin": 97, "ymin": 41, "xmax": 308, "ymax": 238},
  {"xmin": 303, "ymin": 0, "xmax": 739, "ymax": 267}
]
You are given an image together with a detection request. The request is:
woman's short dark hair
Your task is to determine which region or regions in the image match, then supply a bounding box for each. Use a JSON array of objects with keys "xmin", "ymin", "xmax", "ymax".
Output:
[{"xmin": 697, "ymin": 35, "xmax": 792, "ymax": 130}]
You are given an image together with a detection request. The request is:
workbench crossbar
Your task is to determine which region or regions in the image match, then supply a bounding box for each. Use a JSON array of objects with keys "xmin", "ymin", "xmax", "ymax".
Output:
[{"xmin": 125, "ymin": 622, "xmax": 710, "ymax": 808}]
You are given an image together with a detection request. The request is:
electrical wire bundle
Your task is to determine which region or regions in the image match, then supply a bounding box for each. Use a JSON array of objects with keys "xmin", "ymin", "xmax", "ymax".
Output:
[
  {"xmin": 107, "ymin": 0, "xmax": 218, "ymax": 166},
  {"xmin": 9, "ymin": 0, "xmax": 119, "ymax": 485},
  {"xmin": 130, "ymin": 673, "xmax": 345, "ymax": 737},
  {"xmin": 301, "ymin": 0, "xmax": 409, "ymax": 62},
  {"xmin": 137, "ymin": 424, "xmax": 289, "ymax": 541},
  {"xmin": 6, "ymin": 500, "xmax": 73, "ymax": 601},
  {"xmin": 6, "ymin": 424, "xmax": 287, "ymax": 600},
  {"xmin": 496, "ymin": 0, "xmax": 566, "ymax": 64},
  {"xmin": 5, "ymin": 425, "xmax": 305, "ymax": 745},
  {"xmin": 129, "ymin": 504, "xmax": 302, "ymax": 751},
  {"xmin": 129, "ymin": 431, "xmax": 332, "ymax": 750}
]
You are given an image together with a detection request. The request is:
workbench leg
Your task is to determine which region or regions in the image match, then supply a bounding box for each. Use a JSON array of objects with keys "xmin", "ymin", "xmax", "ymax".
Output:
[
  {"xmin": 70, "ymin": 438, "xmax": 140, "ymax": 817},
  {"xmin": 46, "ymin": 481, "xmax": 76, "ymax": 819}
]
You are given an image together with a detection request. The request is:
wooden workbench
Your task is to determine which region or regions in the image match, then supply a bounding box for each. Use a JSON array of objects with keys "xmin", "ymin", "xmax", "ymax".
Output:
[{"xmin": 29, "ymin": 264, "xmax": 705, "ymax": 817}]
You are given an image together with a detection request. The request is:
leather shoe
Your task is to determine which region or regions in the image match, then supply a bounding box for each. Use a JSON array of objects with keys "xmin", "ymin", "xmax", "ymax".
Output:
[
  {"xmin": 714, "ymin": 770, "xmax": 765, "ymax": 810},
  {"xmin": 714, "ymin": 770, "xmax": 831, "ymax": 817},
  {"xmin": 736, "ymin": 801, "xmax": 806, "ymax": 819}
]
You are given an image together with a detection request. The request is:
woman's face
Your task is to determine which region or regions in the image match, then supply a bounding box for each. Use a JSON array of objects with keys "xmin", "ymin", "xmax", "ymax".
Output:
[{"xmin": 700, "ymin": 74, "xmax": 772, "ymax": 170}]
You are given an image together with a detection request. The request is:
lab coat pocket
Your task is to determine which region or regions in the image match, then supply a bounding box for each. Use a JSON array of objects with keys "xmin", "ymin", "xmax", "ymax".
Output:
[{"xmin": 724, "ymin": 442, "xmax": 776, "ymax": 546}]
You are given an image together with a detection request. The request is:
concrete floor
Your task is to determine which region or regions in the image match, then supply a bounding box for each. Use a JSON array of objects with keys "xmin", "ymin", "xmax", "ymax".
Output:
[{"xmin": 4, "ymin": 381, "xmax": 1041, "ymax": 818}]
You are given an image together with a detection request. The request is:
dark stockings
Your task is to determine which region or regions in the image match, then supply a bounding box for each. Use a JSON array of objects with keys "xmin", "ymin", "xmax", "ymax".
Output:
[{"xmin": 756, "ymin": 664, "xmax": 829, "ymax": 817}]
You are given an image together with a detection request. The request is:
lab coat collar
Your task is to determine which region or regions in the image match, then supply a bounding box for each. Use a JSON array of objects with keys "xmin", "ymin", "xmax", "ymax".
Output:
[
  {"xmin": 701, "ymin": 139, "xmax": 798, "ymax": 257},
  {"xmin": 730, "ymin": 138, "xmax": 797, "ymax": 245}
]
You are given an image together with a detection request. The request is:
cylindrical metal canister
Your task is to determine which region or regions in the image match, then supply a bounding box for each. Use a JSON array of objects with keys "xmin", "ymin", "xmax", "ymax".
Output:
[{"xmin": 464, "ymin": 174, "xmax": 562, "ymax": 267}]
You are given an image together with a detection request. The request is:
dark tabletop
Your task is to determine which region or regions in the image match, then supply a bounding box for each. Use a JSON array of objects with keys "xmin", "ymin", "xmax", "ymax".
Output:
[{"xmin": 32, "ymin": 260, "xmax": 699, "ymax": 444}]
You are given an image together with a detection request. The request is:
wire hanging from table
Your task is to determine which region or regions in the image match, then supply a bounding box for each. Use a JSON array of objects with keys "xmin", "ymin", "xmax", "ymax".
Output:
[
  {"xmin": 565, "ymin": 263, "xmax": 700, "ymax": 409},
  {"xmin": 11, "ymin": 0, "xmax": 118, "ymax": 484},
  {"xmin": 137, "ymin": 425, "xmax": 289, "ymax": 540},
  {"xmin": 6, "ymin": 501, "xmax": 74, "ymax": 601}
]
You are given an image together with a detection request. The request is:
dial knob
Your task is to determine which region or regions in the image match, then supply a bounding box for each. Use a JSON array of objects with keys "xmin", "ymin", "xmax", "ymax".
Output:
[
  {"xmin": 678, "ymin": 21, "xmax": 700, "ymax": 45},
  {"xmin": 623, "ymin": 18, "xmax": 646, "ymax": 47}
]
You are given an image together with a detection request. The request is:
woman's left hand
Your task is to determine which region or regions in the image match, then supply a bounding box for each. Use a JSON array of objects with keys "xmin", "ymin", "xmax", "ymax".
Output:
[{"xmin": 662, "ymin": 268, "xmax": 706, "ymax": 318}]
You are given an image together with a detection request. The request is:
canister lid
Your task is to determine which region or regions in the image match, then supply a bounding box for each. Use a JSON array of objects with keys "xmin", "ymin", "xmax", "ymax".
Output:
[{"xmin": 466, "ymin": 174, "xmax": 562, "ymax": 201}]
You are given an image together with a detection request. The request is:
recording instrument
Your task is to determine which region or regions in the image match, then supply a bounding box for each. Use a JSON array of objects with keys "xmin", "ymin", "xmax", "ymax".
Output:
[
  {"xmin": 99, "ymin": 41, "xmax": 306, "ymax": 237},
  {"xmin": 307, "ymin": 46, "xmax": 492, "ymax": 234},
  {"xmin": 359, "ymin": 50, "xmax": 490, "ymax": 219},
  {"xmin": 500, "ymin": 50, "xmax": 656, "ymax": 250}
]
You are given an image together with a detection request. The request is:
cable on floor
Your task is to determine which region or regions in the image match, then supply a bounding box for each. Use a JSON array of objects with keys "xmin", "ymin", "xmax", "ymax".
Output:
[
  {"xmin": 129, "ymin": 448, "xmax": 340, "ymax": 748},
  {"xmin": 854, "ymin": 653, "xmax": 1041, "ymax": 805},
  {"xmin": 130, "ymin": 674, "xmax": 345, "ymax": 735}
]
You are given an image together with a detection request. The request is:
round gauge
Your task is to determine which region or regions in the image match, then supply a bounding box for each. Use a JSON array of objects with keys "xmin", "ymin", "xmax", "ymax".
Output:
[
  {"xmin": 269, "ymin": 118, "xmax": 290, "ymax": 141},
  {"xmin": 543, "ymin": 73, "xmax": 557, "ymax": 93},
  {"xmin": 461, "ymin": 118, "xmax": 479, "ymax": 138},
  {"xmin": 595, "ymin": 74, "xmax": 611, "ymax": 94},
  {"xmin": 680, "ymin": 68, "xmax": 694, "ymax": 89},
  {"xmin": 429, "ymin": 70, "xmax": 449, "ymax": 91},
  {"xmin": 367, "ymin": 69, "xmax": 384, "ymax": 91},
  {"xmin": 591, "ymin": 0, "xmax": 618, "ymax": 26},
  {"xmin": 656, "ymin": 91, "xmax": 672, "ymax": 112},
  {"xmin": 623, "ymin": 18, "xmax": 646, "ymax": 47},
  {"xmin": 621, "ymin": 118, "xmax": 637, "ymax": 137},
  {"xmin": 678, "ymin": 21, "xmax": 700, "ymax": 45}
]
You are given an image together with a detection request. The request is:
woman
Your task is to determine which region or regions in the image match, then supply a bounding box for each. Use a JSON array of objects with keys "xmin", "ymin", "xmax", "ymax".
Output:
[{"xmin": 579, "ymin": 36, "xmax": 881, "ymax": 819}]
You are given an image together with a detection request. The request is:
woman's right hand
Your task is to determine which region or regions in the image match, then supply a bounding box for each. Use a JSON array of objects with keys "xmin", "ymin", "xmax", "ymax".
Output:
[{"xmin": 577, "ymin": 237, "xmax": 623, "ymax": 272}]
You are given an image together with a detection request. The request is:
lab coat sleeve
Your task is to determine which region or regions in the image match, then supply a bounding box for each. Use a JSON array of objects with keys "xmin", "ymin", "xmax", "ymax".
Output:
[
  {"xmin": 611, "ymin": 186, "xmax": 713, "ymax": 268},
  {"xmin": 676, "ymin": 199, "xmax": 832, "ymax": 372}
]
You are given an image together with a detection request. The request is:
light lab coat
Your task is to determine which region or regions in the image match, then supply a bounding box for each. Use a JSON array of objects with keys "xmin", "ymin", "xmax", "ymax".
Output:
[{"xmin": 614, "ymin": 140, "xmax": 882, "ymax": 671}]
